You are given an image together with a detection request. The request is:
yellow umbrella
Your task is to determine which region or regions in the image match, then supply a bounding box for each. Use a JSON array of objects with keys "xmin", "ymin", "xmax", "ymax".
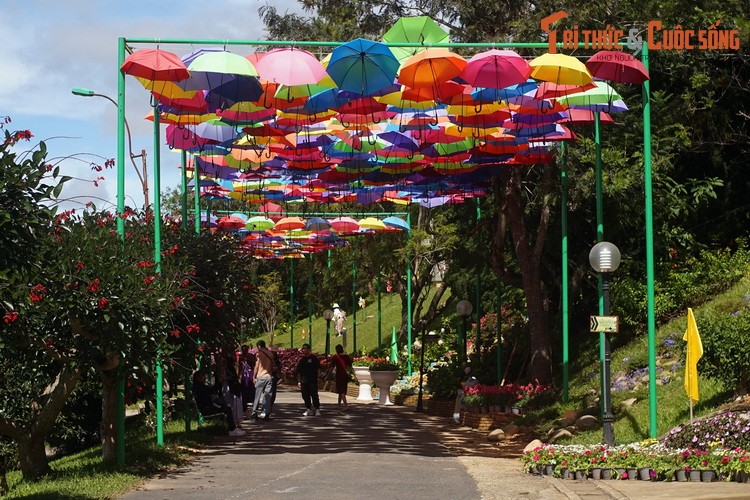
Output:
[
  {"xmin": 358, "ymin": 217, "xmax": 388, "ymax": 230},
  {"xmin": 530, "ymin": 53, "xmax": 593, "ymax": 86}
]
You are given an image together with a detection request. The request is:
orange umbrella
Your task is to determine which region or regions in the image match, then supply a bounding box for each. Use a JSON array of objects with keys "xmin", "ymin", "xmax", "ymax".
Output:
[
  {"xmin": 274, "ymin": 216, "xmax": 306, "ymax": 231},
  {"xmin": 398, "ymin": 49, "xmax": 467, "ymax": 88}
]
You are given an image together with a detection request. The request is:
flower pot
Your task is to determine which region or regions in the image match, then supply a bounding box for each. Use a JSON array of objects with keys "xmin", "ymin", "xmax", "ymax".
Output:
[
  {"xmin": 591, "ymin": 468, "xmax": 603, "ymax": 480},
  {"xmin": 601, "ymin": 469, "xmax": 612, "ymax": 480},
  {"xmin": 689, "ymin": 470, "xmax": 702, "ymax": 482},
  {"xmin": 560, "ymin": 468, "xmax": 571, "ymax": 480},
  {"xmin": 627, "ymin": 468, "xmax": 638, "ymax": 480},
  {"xmin": 511, "ymin": 406, "xmax": 521, "ymax": 415},
  {"xmin": 352, "ymin": 366, "xmax": 374, "ymax": 401},
  {"xmin": 615, "ymin": 467, "xmax": 626, "ymax": 479},
  {"xmin": 505, "ymin": 406, "xmax": 513, "ymax": 415},
  {"xmin": 369, "ymin": 370, "xmax": 399, "ymax": 405},
  {"xmin": 674, "ymin": 469, "xmax": 688, "ymax": 482},
  {"xmin": 575, "ymin": 470, "xmax": 587, "ymax": 480},
  {"xmin": 543, "ymin": 464, "xmax": 554, "ymax": 475},
  {"xmin": 736, "ymin": 471, "xmax": 750, "ymax": 483},
  {"xmin": 638, "ymin": 467, "xmax": 652, "ymax": 481},
  {"xmin": 700, "ymin": 470, "xmax": 716, "ymax": 482}
]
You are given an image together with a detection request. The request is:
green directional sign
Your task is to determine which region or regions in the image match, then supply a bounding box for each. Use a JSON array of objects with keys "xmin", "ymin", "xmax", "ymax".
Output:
[{"xmin": 590, "ymin": 315, "xmax": 619, "ymax": 333}]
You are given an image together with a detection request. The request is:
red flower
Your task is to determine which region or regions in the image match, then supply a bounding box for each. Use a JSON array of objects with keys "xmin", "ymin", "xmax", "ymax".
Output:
[
  {"xmin": 214, "ymin": 300, "xmax": 224, "ymax": 309},
  {"xmin": 76, "ymin": 262, "xmax": 85, "ymax": 271},
  {"xmin": 169, "ymin": 329, "xmax": 181, "ymax": 338},
  {"xmin": 86, "ymin": 278, "xmax": 101, "ymax": 292},
  {"xmin": 29, "ymin": 284, "xmax": 47, "ymax": 303},
  {"xmin": 97, "ymin": 297, "xmax": 109, "ymax": 309},
  {"xmin": 3, "ymin": 311, "xmax": 18, "ymax": 324},
  {"xmin": 171, "ymin": 297, "xmax": 183, "ymax": 308},
  {"xmin": 143, "ymin": 276, "xmax": 155, "ymax": 285},
  {"xmin": 181, "ymin": 279, "xmax": 190, "ymax": 287},
  {"xmin": 186, "ymin": 324, "xmax": 200, "ymax": 334}
]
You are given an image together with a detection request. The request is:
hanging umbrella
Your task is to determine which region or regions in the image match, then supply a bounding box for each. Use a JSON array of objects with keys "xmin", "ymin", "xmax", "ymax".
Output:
[
  {"xmin": 381, "ymin": 216, "xmax": 410, "ymax": 231},
  {"xmin": 460, "ymin": 49, "xmax": 531, "ymax": 89},
  {"xmin": 534, "ymin": 81, "xmax": 596, "ymax": 99},
  {"xmin": 245, "ymin": 215, "xmax": 275, "ymax": 230},
  {"xmin": 121, "ymin": 49, "xmax": 190, "ymax": 81},
  {"xmin": 585, "ymin": 50, "xmax": 649, "ymax": 84},
  {"xmin": 304, "ymin": 217, "xmax": 332, "ymax": 231},
  {"xmin": 217, "ymin": 215, "xmax": 247, "ymax": 229},
  {"xmin": 329, "ymin": 216, "xmax": 360, "ymax": 232},
  {"xmin": 254, "ymin": 48, "xmax": 328, "ymax": 86},
  {"xmin": 382, "ymin": 16, "xmax": 450, "ymax": 63},
  {"xmin": 205, "ymin": 75, "xmax": 264, "ymax": 109},
  {"xmin": 358, "ymin": 217, "xmax": 387, "ymax": 230},
  {"xmin": 258, "ymin": 201, "xmax": 284, "ymax": 220},
  {"xmin": 326, "ymin": 38, "xmax": 400, "ymax": 96},
  {"xmin": 555, "ymin": 81, "xmax": 622, "ymax": 107},
  {"xmin": 165, "ymin": 124, "xmax": 218, "ymax": 151},
  {"xmin": 398, "ymin": 49, "xmax": 466, "ymax": 88},
  {"xmin": 274, "ymin": 216, "xmax": 306, "ymax": 231},
  {"xmin": 181, "ymin": 51, "xmax": 258, "ymax": 91},
  {"xmin": 529, "ymin": 53, "xmax": 593, "ymax": 86}
]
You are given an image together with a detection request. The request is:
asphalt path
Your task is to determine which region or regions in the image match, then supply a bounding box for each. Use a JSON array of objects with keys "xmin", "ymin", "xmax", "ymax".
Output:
[{"xmin": 121, "ymin": 387, "xmax": 481, "ymax": 500}]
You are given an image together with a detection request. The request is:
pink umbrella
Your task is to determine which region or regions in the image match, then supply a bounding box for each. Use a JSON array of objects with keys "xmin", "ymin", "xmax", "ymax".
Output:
[
  {"xmin": 329, "ymin": 217, "xmax": 360, "ymax": 233},
  {"xmin": 121, "ymin": 49, "xmax": 190, "ymax": 82},
  {"xmin": 217, "ymin": 215, "xmax": 247, "ymax": 230},
  {"xmin": 585, "ymin": 51, "xmax": 649, "ymax": 84},
  {"xmin": 258, "ymin": 201, "xmax": 284, "ymax": 221},
  {"xmin": 165, "ymin": 124, "xmax": 218, "ymax": 151},
  {"xmin": 253, "ymin": 48, "xmax": 328, "ymax": 86},
  {"xmin": 460, "ymin": 49, "xmax": 531, "ymax": 89}
]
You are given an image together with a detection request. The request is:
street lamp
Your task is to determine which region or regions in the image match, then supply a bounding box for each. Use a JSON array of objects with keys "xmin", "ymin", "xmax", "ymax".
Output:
[
  {"xmin": 456, "ymin": 300, "xmax": 473, "ymax": 362},
  {"xmin": 71, "ymin": 87, "xmax": 149, "ymax": 209},
  {"xmin": 589, "ymin": 241, "xmax": 621, "ymax": 447},
  {"xmin": 323, "ymin": 308, "xmax": 333, "ymax": 355}
]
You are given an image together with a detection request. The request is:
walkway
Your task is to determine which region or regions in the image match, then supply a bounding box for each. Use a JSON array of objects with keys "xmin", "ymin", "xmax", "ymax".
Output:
[{"xmin": 121, "ymin": 388, "xmax": 750, "ymax": 499}]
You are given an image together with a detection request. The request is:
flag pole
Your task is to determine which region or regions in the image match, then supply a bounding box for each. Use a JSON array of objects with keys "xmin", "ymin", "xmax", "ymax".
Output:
[{"xmin": 689, "ymin": 398, "xmax": 693, "ymax": 422}]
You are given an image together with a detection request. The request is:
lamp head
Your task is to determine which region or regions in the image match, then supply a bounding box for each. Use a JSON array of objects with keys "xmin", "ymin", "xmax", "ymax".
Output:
[
  {"xmin": 456, "ymin": 300, "xmax": 473, "ymax": 317},
  {"xmin": 589, "ymin": 242, "xmax": 621, "ymax": 273},
  {"xmin": 71, "ymin": 87, "xmax": 95, "ymax": 97},
  {"xmin": 323, "ymin": 309, "xmax": 333, "ymax": 321}
]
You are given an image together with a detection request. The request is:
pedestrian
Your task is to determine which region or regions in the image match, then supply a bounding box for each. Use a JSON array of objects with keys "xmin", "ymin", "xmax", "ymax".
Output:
[
  {"xmin": 239, "ymin": 345, "xmax": 256, "ymax": 414},
  {"xmin": 296, "ymin": 343, "xmax": 321, "ymax": 416},
  {"xmin": 191, "ymin": 371, "xmax": 245, "ymax": 437},
  {"xmin": 331, "ymin": 344, "xmax": 353, "ymax": 412},
  {"xmin": 268, "ymin": 344, "xmax": 282, "ymax": 413},
  {"xmin": 251, "ymin": 340, "xmax": 275, "ymax": 421},
  {"xmin": 333, "ymin": 303, "xmax": 346, "ymax": 336}
]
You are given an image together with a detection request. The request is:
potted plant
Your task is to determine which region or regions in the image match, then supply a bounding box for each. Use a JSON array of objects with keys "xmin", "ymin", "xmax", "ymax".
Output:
[
  {"xmin": 461, "ymin": 394, "xmax": 483, "ymax": 413},
  {"xmin": 369, "ymin": 358, "xmax": 400, "ymax": 405},
  {"xmin": 351, "ymin": 357, "xmax": 377, "ymax": 401}
]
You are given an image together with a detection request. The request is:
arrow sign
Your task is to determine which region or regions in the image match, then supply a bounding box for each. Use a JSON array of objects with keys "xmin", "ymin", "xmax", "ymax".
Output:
[{"xmin": 590, "ymin": 315, "xmax": 619, "ymax": 333}]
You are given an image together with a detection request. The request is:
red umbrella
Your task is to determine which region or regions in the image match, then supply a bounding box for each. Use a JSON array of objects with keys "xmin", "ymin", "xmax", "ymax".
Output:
[
  {"xmin": 563, "ymin": 109, "xmax": 615, "ymax": 124},
  {"xmin": 585, "ymin": 51, "xmax": 649, "ymax": 84},
  {"xmin": 217, "ymin": 215, "xmax": 247, "ymax": 230},
  {"xmin": 329, "ymin": 217, "xmax": 360, "ymax": 233},
  {"xmin": 461, "ymin": 49, "xmax": 531, "ymax": 89},
  {"xmin": 121, "ymin": 49, "xmax": 190, "ymax": 82},
  {"xmin": 534, "ymin": 81, "xmax": 596, "ymax": 99},
  {"xmin": 254, "ymin": 48, "xmax": 327, "ymax": 86},
  {"xmin": 258, "ymin": 201, "xmax": 284, "ymax": 221}
]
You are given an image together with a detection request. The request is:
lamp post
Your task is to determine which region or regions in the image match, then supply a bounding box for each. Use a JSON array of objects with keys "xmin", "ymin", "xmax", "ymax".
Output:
[
  {"xmin": 589, "ymin": 241, "xmax": 621, "ymax": 447},
  {"xmin": 415, "ymin": 320, "xmax": 427, "ymax": 412},
  {"xmin": 456, "ymin": 300, "xmax": 473, "ymax": 362},
  {"xmin": 71, "ymin": 87, "xmax": 149, "ymax": 210},
  {"xmin": 323, "ymin": 308, "xmax": 333, "ymax": 355}
]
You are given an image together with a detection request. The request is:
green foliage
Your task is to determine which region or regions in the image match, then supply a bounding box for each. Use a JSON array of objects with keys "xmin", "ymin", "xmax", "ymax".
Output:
[
  {"xmin": 425, "ymin": 359, "xmax": 461, "ymax": 400},
  {"xmin": 696, "ymin": 305, "xmax": 750, "ymax": 392}
]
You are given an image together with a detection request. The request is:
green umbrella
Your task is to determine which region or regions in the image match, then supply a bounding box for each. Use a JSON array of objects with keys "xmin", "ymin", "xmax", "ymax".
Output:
[
  {"xmin": 556, "ymin": 81, "xmax": 622, "ymax": 107},
  {"xmin": 382, "ymin": 16, "xmax": 450, "ymax": 63}
]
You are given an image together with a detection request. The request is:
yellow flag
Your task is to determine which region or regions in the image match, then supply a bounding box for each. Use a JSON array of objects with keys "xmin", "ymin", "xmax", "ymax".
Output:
[{"xmin": 683, "ymin": 307, "xmax": 703, "ymax": 403}]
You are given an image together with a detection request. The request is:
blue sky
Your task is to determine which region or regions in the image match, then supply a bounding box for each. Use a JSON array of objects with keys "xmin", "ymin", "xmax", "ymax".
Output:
[{"xmin": 1, "ymin": 0, "xmax": 302, "ymax": 211}]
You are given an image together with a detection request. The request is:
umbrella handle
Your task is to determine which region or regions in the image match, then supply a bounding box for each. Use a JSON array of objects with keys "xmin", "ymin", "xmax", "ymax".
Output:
[
  {"xmin": 308, "ymin": 112, "xmax": 317, "ymax": 123},
  {"xmin": 398, "ymin": 122, "xmax": 407, "ymax": 133},
  {"xmin": 457, "ymin": 123, "xmax": 464, "ymax": 133},
  {"xmin": 474, "ymin": 102, "xmax": 483, "ymax": 114},
  {"xmin": 407, "ymin": 151, "xmax": 414, "ymax": 160},
  {"xmin": 429, "ymin": 115, "xmax": 438, "ymax": 127},
  {"xmin": 366, "ymin": 134, "xmax": 377, "ymax": 146},
  {"xmin": 371, "ymin": 112, "xmax": 381, "ymax": 124}
]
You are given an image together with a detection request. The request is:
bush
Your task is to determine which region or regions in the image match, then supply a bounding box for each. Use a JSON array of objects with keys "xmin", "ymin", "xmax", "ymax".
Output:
[
  {"xmin": 425, "ymin": 360, "xmax": 461, "ymax": 400},
  {"xmin": 697, "ymin": 306, "xmax": 750, "ymax": 392}
]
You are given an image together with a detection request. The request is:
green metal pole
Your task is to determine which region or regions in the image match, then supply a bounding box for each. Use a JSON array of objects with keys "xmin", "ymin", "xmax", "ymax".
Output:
[
  {"xmin": 290, "ymin": 258, "xmax": 294, "ymax": 348},
  {"xmin": 561, "ymin": 141, "xmax": 570, "ymax": 403},
  {"xmin": 325, "ymin": 320, "xmax": 331, "ymax": 355},
  {"xmin": 475, "ymin": 199, "xmax": 481, "ymax": 350},
  {"xmin": 115, "ymin": 36, "xmax": 127, "ymax": 470},
  {"xmin": 352, "ymin": 256, "xmax": 357, "ymax": 354},
  {"xmin": 406, "ymin": 213, "xmax": 413, "ymax": 375},
  {"xmin": 595, "ymin": 111, "xmax": 606, "ymax": 419},
  {"xmin": 180, "ymin": 150, "xmax": 187, "ymax": 232},
  {"xmin": 496, "ymin": 285, "xmax": 502, "ymax": 385},
  {"xmin": 152, "ymin": 106, "xmax": 165, "ymax": 447},
  {"xmin": 642, "ymin": 42, "xmax": 657, "ymax": 438},
  {"xmin": 377, "ymin": 273, "xmax": 382, "ymax": 350},
  {"xmin": 194, "ymin": 163, "xmax": 201, "ymax": 235},
  {"xmin": 308, "ymin": 254, "xmax": 313, "ymax": 346}
]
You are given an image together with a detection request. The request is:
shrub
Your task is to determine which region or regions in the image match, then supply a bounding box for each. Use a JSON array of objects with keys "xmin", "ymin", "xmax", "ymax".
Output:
[
  {"xmin": 698, "ymin": 307, "xmax": 750, "ymax": 393},
  {"xmin": 425, "ymin": 360, "xmax": 461, "ymax": 400}
]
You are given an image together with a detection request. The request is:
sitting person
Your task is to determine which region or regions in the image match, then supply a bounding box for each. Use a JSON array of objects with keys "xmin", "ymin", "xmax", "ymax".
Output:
[{"xmin": 192, "ymin": 371, "xmax": 245, "ymax": 437}]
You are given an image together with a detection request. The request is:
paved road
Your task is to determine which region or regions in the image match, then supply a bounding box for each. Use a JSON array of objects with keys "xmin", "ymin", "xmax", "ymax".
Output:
[{"xmin": 121, "ymin": 388, "xmax": 750, "ymax": 499}]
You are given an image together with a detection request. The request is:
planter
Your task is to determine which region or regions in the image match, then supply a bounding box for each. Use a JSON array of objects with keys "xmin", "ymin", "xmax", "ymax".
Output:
[
  {"xmin": 543, "ymin": 464, "xmax": 554, "ymax": 475},
  {"xmin": 574, "ymin": 470, "xmax": 587, "ymax": 480},
  {"xmin": 591, "ymin": 468, "xmax": 603, "ymax": 480},
  {"xmin": 601, "ymin": 469, "xmax": 612, "ymax": 480},
  {"xmin": 689, "ymin": 470, "xmax": 702, "ymax": 482},
  {"xmin": 369, "ymin": 370, "xmax": 399, "ymax": 405},
  {"xmin": 627, "ymin": 468, "xmax": 638, "ymax": 480},
  {"xmin": 511, "ymin": 406, "xmax": 521, "ymax": 415},
  {"xmin": 736, "ymin": 471, "xmax": 750, "ymax": 483},
  {"xmin": 674, "ymin": 469, "xmax": 688, "ymax": 482},
  {"xmin": 352, "ymin": 366, "xmax": 374, "ymax": 402},
  {"xmin": 700, "ymin": 470, "xmax": 716, "ymax": 482},
  {"xmin": 615, "ymin": 467, "xmax": 626, "ymax": 479},
  {"xmin": 560, "ymin": 468, "xmax": 571, "ymax": 480},
  {"xmin": 638, "ymin": 467, "xmax": 652, "ymax": 481}
]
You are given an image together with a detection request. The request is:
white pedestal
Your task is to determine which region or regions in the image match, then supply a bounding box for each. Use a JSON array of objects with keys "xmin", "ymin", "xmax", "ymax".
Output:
[
  {"xmin": 352, "ymin": 366, "xmax": 373, "ymax": 401},
  {"xmin": 369, "ymin": 370, "xmax": 399, "ymax": 405}
]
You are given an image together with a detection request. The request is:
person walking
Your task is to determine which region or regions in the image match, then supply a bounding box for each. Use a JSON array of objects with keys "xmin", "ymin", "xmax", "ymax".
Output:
[
  {"xmin": 192, "ymin": 371, "xmax": 245, "ymax": 437},
  {"xmin": 332, "ymin": 304, "xmax": 346, "ymax": 336},
  {"xmin": 251, "ymin": 340, "xmax": 275, "ymax": 422},
  {"xmin": 239, "ymin": 345, "xmax": 256, "ymax": 414},
  {"xmin": 331, "ymin": 344, "xmax": 353, "ymax": 412},
  {"xmin": 296, "ymin": 343, "xmax": 321, "ymax": 416}
]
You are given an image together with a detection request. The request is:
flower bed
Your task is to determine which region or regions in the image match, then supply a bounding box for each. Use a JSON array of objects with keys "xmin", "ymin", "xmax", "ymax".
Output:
[
  {"xmin": 520, "ymin": 441, "xmax": 750, "ymax": 482},
  {"xmin": 461, "ymin": 382, "xmax": 555, "ymax": 412}
]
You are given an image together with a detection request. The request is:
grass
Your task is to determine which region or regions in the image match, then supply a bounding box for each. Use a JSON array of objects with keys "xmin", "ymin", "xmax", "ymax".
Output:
[{"xmin": 3, "ymin": 414, "xmax": 223, "ymax": 499}]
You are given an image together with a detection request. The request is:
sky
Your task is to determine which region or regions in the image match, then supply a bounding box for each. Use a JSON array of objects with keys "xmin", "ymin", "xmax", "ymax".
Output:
[{"xmin": 0, "ymin": 0, "xmax": 303, "ymax": 211}]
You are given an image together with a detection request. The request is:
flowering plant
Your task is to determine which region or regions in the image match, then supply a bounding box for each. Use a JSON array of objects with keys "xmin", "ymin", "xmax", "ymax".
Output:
[
  {"xmin": 352, "ymin": 356, "xmax": 378, "ymax": 368},
  {"xmin": 368, "ymin": 358, "xmax": 400, "ymax": 371}
]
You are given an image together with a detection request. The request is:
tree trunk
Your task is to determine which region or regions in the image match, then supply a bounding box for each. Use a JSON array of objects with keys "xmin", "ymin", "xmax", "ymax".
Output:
[
  {"xmin": 100, "ymin": 368, "xmax": 117, "ymax": 463},
  {"xmin": 17, "ymin": 433, "xmax": 50, "ymax": 480},
  {"xmin": 504, "ymin": 170, "xmax": 553, "ymax": 384}
]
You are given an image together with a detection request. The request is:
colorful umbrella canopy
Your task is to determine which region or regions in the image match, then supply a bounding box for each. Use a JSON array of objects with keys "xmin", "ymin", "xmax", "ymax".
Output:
[
  {"xmin": 274, "ymin": 216, "xmax": 306, "ymax": 231},
  {"xmin": 382, "ymin": 16, "xmax": 450, "ymax": 63},
  {"xmin": 382, "ymin": 216, "xmax": 410, "ymax": 231},
  {"xmin": 329, "ymin": 216, "xmax": 360, "ymax": 232},
  {"xmin": 585, "ymin": 50, "xmax": 649, "ymax": 84},
  {"xmin": 121, "ymin": 49, "xmax": 189, "ymax": 81},
  {"xmin": 245, "ymin": 215, "xmax": 275, "ymax": 230},
  {"xmin": 529, "ymin": 53, "xmax": 593, "ymax": 86},
  {"xmin": 461, "ymin": 49, "xmax": 531, "ymax": 89},
  {"xmin": 326, "ymin": 38, "xmax": 400, "ymax": 96},
  {"xmin": 254, "ymin": 48, "xmax": 328, "ymax": 86},
  {"xmin": 398, "ymin": 49, "xmax": 467, "ymax": 88},
  {"xmin": 358, "ymin": 217, "xmax": 387, "ymax": 230},
  {"xmin": 304, "ymin": 217, "xmax": 332, "ymax": 231}
]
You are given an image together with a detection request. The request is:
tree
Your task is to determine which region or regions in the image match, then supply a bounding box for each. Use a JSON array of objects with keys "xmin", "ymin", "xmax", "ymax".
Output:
[{"xmin": 254, "ymin": 270, "xmax": 288, "ymax": 345}]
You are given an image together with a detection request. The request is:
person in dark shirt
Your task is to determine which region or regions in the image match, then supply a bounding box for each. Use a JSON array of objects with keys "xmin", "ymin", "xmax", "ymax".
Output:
[
  {"xmin": 296, "ymin": 344, "xmax": 321, "ymax": 416},
  {"xmin": 192, "ymin": 371, "xmax": 245, "ymax": 437}
]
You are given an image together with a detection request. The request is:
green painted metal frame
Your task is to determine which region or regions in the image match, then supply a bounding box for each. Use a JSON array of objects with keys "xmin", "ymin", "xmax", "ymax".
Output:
[{"xmin": 114, "ymin": 37, "xmax": 658, "ymax": 467}]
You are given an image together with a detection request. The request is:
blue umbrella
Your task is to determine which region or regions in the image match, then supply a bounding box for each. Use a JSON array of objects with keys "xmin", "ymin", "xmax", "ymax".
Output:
[
  {"xmin": 382, "ymin": 216, "xmax": 410, "ymax": 231},
  {"xmin": 326, "ymin": 39, "xmax": 399, "ymax": 96}
]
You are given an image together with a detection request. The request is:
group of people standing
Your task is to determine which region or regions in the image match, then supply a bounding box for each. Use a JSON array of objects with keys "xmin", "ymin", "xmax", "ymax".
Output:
[{"xmin": 192, "ymin": 341, "xmax": 355, "ymax": 436}]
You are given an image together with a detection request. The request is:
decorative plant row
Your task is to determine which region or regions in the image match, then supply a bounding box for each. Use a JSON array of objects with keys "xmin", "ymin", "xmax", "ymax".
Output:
[
  {"xmin": 461, "ymin": 382, "xmax": 555, "ymax": 413},
  {"xmin": 521, "ymin": 442, "xmax": 750, "ymax": 483}
]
